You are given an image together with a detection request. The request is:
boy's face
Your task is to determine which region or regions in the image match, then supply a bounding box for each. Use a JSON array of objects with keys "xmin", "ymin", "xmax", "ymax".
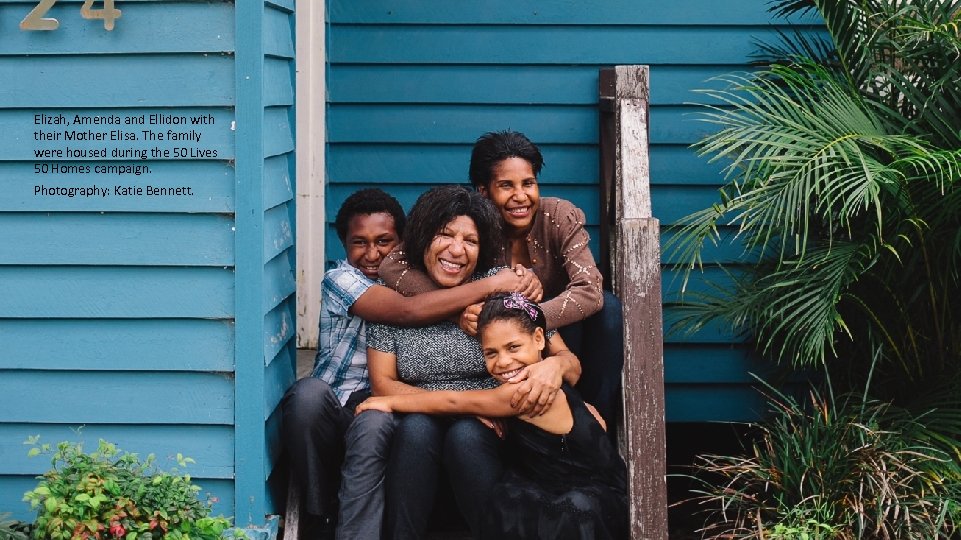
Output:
[{"xmin": 344, "ymin": 212, "xmax": 400, "ymax": 280}]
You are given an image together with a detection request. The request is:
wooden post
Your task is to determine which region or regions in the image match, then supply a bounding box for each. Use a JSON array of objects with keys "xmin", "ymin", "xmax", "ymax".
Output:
[{"xmin": 601, "ymin": 65, "xmax": 668, "ymax": 540}]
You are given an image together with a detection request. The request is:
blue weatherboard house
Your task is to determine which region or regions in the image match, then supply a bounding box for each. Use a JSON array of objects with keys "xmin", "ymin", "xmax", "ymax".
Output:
[{"xmin": 0, "ymin": 0, "xmax": 816, "ymax": 531}]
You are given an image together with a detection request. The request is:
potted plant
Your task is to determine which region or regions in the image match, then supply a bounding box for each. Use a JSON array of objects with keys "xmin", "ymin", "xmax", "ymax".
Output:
[{"xmin": 22, "ymin": 438, "xmax": 243, "ymax": 540}]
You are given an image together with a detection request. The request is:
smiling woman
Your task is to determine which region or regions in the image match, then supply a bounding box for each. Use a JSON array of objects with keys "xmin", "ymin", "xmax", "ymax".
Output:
[
  {"xmin": 401, "ymin": 184, "xmax": 502, "ymax": 280},
  {"xmin": 363, "ymin": 185, "xmax": 583, "ymax": 538},
  {"xmin": 424, "ymin": 215, "xmax": 480, "ymax": 287}
]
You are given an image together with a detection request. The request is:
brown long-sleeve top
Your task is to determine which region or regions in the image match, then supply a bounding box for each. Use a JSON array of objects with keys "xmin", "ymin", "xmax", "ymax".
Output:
[{"xmin": 379, "ymin": 197, "xmax": 604, "ymax": 330}]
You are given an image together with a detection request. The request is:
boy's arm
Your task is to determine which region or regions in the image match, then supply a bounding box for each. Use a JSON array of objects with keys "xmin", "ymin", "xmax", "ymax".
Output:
[
  {"xmin": 356, "ymin": 384, "xmax": 518, "ymax": 417},
  {"xmin": 352, "ymin": 268, "xmax": 542, "ymax": 327}
]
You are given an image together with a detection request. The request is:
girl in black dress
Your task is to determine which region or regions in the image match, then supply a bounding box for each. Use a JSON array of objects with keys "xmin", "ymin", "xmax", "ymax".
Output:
[{"xmin": 357, "ymin": 292, "xmax": 628, "ymax": 540}]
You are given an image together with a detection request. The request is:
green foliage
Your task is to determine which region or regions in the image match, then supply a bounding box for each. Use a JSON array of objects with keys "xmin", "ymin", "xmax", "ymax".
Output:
[
  {"xmin": 669, "ymin": 0, "xmax": 961, "ymax": 373},
  {"xmin": 667, "ymin": 0, "xmax": 961, "ymax": 462},
  {"xmin": 689, "ymin": 385, "xmax": 960, "ymax": 539},
  {"xmin": 669, "ymin": 0, "xmax": 961, "ymax": 535},
  {"xmin": 21, "ymin": 438, "xmax": 242, "ymax": 540}
]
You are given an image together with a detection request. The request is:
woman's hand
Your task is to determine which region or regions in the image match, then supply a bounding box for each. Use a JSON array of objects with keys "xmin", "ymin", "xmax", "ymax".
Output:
[
  {"xmin": 512, "ymin": 264, "xmax": 543, "ymax": 302},
  {"xmin": 458, "ymin": 302, "xmax": 483, "ymax": 336},
  {"xmin": 355, "ymin": 396, "xmax": 394, "ymax": 414},
  {"xmin": 492, "ymin": 265, "xmax": 543, "ymax": 302},
  {"xmin": 508, "ymin": 356, "xmax": 565, "ymax": 417}
]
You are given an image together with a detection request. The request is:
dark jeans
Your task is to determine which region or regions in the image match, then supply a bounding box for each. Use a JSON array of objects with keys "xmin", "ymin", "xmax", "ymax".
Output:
[
  {"xmin": 282, "ymin": 377, "xmax": 352, "ymax": 519},
  {"xmin": 558, "ymin": 289, "xmax": 624, "ymax": 425},
  {"xmin": 385, "ymin": 414, "xmax": 503, "ymax": 539}
]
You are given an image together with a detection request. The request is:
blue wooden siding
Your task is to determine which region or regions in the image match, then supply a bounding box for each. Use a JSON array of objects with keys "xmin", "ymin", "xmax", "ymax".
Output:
[
  {"xmin": 326, "ymin": 0, "xmax": 819, "ymax": 422},
  {"xmin": 0, "ymin": 0, "xmax": 294, "ymax": 523}
]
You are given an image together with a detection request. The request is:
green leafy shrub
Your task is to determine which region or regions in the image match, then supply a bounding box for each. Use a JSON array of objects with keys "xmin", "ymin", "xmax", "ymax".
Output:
[
  {"xmin": 688, "ymin": 386, "xmax": 960, "ymax": 539},
  {"xmin": 668, "ymin": 0, "xmax": 961, "ymax": 535},
  {"xmin": 22, "ymin": 438, "xmax": 242, "ymax": 540}
]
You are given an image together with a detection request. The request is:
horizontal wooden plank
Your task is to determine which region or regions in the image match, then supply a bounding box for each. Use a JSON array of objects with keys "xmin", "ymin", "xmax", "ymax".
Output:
[
  {"xmin": 660, "ymin": 226, "xmax": 750, "ymax": 265},
  {"xmin": 329, "ymin": 0, "xmax": 821, "ymax": 25},
  {"xmin": 662, "ymin": 265, "xmax": 740, "ymax": 303},
  {"xmin": 264, "ymin": 297, "xmax": 295, "ymax": 366},
  {"xmin": 329, "ymin": 26, "xmax": 823, "ymax": 65},
  {"xmin": 264, "ymin": 57, "xmax": 294, "ymax": 107},
  {"xmin": 650, "ymin": 144, "xmax": 727, "ymax": 186},
  {"xmin": 328, "ymin": 143, "xmax": 598, "ymax": 185},
  {"xmin": 329, "ymin": 64, "xmax": 741, "ymax": 106},
  {"xmin": 0, "ymin": 424, "xmax": 234, "ymax": 477},
  {"xmin": 0, "ymin": 55, "xmax": 234, "ymax": 108},
  {"xmin": 326, "ymin": 104, "xmax": 712, "ymax": 144},
  {"xmin": 662, "ymin": 305, "xmax": 748, "ymax": 345},
  {"xmin": 263, "ymin": 154, "xmax": 293, "ymax": 210},
  {"xmin": 264, "ymin": 204, "xmax": 294, "ymax": 263},
  {"xmin": 0, "ymin": 108, "xmax": 235, "ymax": 161},
  {"xmin": 0, "ymin": 2, "xmax": 233, "ymax": 55},
  {"xmin": 328, "ymin": 104, "xmax": 596, "ymax": 144},
  {"xmin": 264, "ymin": 106, "xmax": 294, "ymax": 158},
  {"xmin": 328, "ymin": 143, "xmax": 727, "ymax": 186},
  {"xmin": 0, "ymin": 161, "xmax": 235, "ymax": 213},
  {"xmin": 0, "ymin": 370, "xmax": 234, "ymax": 424},
  {"xmin": 263, "ymin": 251, "xmax": 296, "ymax": 313},
  {"xmin": 264, "ymin": 3, "xmax": 294, "ymax": 59},
  {"xmin": 663, "ymin": 345, "xmax": 768, "ymax": 383},
  {"xmin": 666, "ymin": 384, "xmax": 767, "ymax": 422},
  {"xmin": 0, "ymin": 266, "xmax": 234, "ymax": 318},
  {"xmin": 1, "ymin": 475, "xmax": 234, "ymax": 523},
  {"xmin": 0, "ymin": 213, "xmax": 234, "ymax": 265},
  {"xmin": 0, "ymin": 319, "xmax": 233, "ymax": 371},
  {"xmin": 651, "ymin": 184, "xmax": 728, "ymax": 225}
]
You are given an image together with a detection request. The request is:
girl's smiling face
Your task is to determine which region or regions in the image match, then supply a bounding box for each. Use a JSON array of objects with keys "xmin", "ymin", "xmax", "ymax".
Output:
[
  {"xmin": 478, "ymin": 157, "xmax": 540, "ymax": 237},
  {"xmin": 479, "ymin": 318, "xmax": 545, "ymax": 382}
]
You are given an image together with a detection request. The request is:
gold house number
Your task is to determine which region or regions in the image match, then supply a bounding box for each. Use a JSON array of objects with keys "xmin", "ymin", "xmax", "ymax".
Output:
[{"xmin": 21, "ymin": 0, "xmax": 122, "ymax": 31}]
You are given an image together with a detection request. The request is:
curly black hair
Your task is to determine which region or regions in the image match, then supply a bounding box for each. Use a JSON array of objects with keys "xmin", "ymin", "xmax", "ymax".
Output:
[
  {"xmin": 403, "ymin": 185, "xmax": 503, "ymax": 275},
  {"xmin": 333, "ymin": 188, "xmax": 406, "ymax": 245},
  {"xmin": 468, "ymin": 130, "xmax": 544, "ymax": 190},
  {"xmin": 478, "ymin": 292, "xmax": 547, "ymax": 336}
]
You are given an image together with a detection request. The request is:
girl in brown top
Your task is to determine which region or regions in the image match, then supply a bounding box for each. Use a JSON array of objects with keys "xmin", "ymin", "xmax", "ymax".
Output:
[{"xmin": 381, "ymin": 130, "xmax": 624, "ymax": 425}]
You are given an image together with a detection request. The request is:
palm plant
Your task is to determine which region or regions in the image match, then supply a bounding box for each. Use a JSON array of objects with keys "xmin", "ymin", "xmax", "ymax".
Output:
[
  {"xmin": 669, "ymin": 0, "xmax": 961, "ymax": 440},
  {"xmin": 668, "ymin": 0, "xmax": 961, "ymax": 531}
]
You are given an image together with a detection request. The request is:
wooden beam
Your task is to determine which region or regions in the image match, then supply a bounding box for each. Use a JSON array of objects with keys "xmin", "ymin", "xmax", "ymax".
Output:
[{"xmin": 605, "ymin": 65, "xmax": 668, "ymax": 540}]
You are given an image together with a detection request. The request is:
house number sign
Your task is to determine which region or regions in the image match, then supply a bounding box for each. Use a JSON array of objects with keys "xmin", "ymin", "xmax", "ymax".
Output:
[{"xmin": 20, "ymin": 0, "xmax": 121, "ymax": 31}]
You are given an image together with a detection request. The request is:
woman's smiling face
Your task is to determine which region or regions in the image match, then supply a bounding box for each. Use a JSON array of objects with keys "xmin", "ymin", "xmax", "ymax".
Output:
[{"xmin": 424, "ymin": 215, "xmax": 480, "ymax": 288}]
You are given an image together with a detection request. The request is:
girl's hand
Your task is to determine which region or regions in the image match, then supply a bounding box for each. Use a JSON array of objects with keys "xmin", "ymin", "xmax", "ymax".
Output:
[
  {"xmin": 475, "ymin": 416, "xmax": 505, "ymax": 439},
  {"xmin": 458, "ymin": 302, "xmax": 483, "ymax": 336},
  {"xmin": 508, "ymin": 356, "xmax": 564, "ymax": 416},
  {"xmin": 355, "ymin": 396, "xmax": 393, "ymax": 414},
  {"xmin": 584, "ymin": 402, "xmax": 607, "ymax": 432}
]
